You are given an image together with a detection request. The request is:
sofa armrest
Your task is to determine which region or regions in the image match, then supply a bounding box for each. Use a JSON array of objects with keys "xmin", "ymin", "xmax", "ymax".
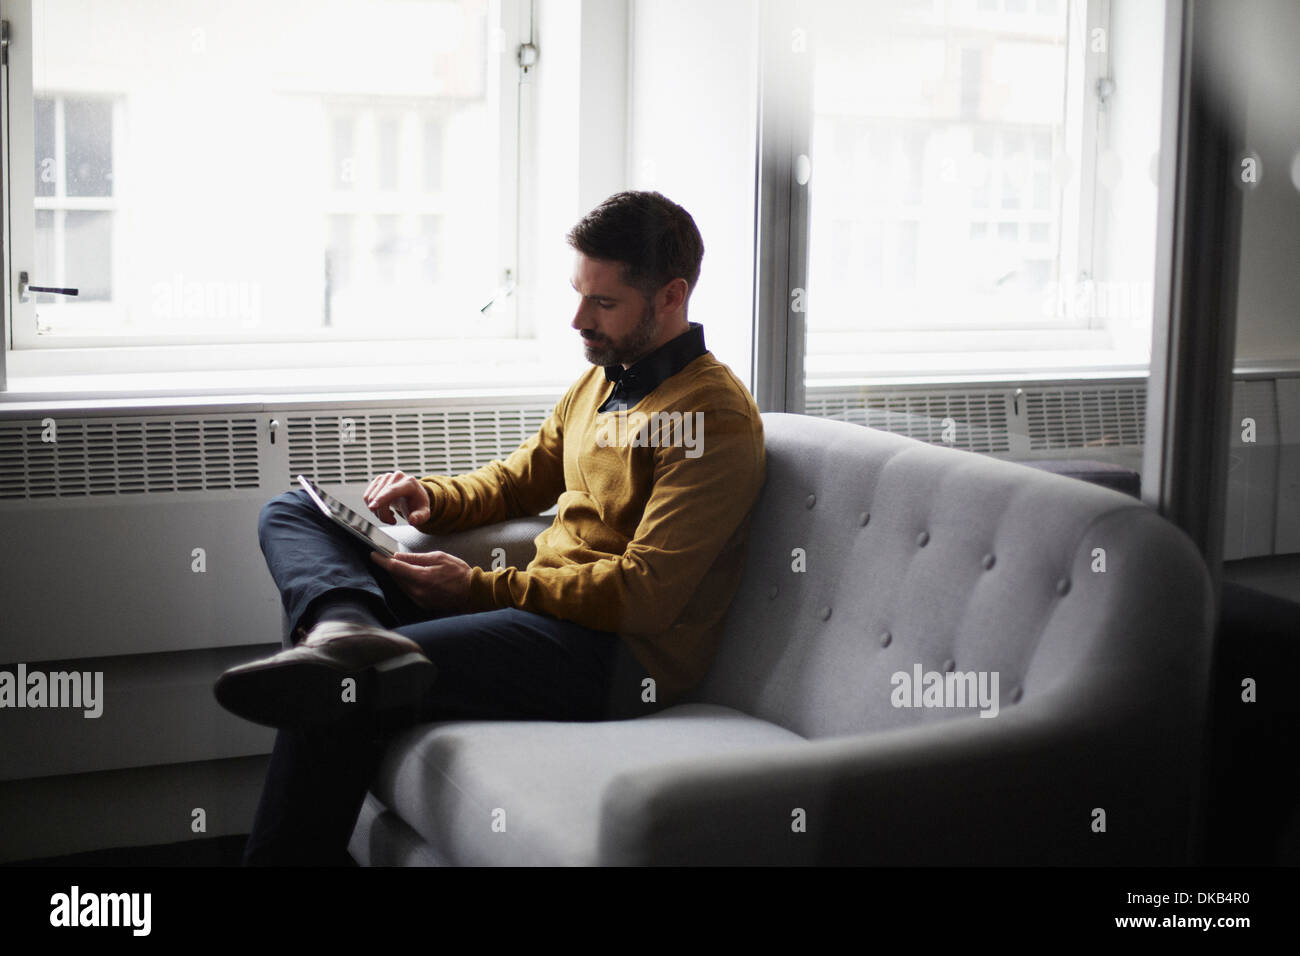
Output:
[
  {"xmin": 390, "ymin": 515, "xmax": 554, "ymax": 570},
  {"xmin": 596, "ymin": 696, "xmax": 1200, "ymax": 866}
]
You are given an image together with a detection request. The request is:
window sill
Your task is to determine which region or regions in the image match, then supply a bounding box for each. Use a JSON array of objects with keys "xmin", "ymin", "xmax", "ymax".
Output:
[
  {"xmin": 1, "ymin": 335, "xmax": 590, "ymax": 411},
  {"xmin": 0, "ymin": 362, "xmax": 579, "ymax": 415},
  {"xmin": 805, "ymin": 345, "xmax": 1152, "ymax": 388}
]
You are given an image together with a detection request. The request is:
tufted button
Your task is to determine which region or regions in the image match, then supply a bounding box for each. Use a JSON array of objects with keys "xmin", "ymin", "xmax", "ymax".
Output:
[
  {"xmin": 1010, "ymin": 685, "xmax": 1024, "ymax": 703},
  {"xmin": 916, "ymin": 530, "xmax": 930, "ymax": 547},
  {"xmin": 942, "ymin": 658, "xmax": 955, "ymax": 672},
  {"xmin": 767, "ymin": 585, "xmax": 778, "ymax": 600},
  {"xmin": 879, "ymin": 630, "xmax": 892, "ymax": 648},
  {"xmin": 859, "ymin": 511, "xmax": 871, "ymax": 527},
  {"xmin": 819, "ymin": 606, "xmax": 832, "ymax": 621},
  {"xmin": 1055, "ymin": 577, "xmax": 1071, "ymax": 596},
  {"xmin": 981, "ymin": 553, "xmax": 996, "ymax": 570},
  {"xmin": 805, "ymin": 494, "xmax": 817, "ymax": 509}
]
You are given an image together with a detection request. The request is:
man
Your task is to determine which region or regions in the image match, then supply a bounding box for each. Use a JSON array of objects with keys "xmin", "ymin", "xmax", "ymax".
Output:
[{"xmin": 216, "ymin": 190, "xmax": 766, "ymax": 865}]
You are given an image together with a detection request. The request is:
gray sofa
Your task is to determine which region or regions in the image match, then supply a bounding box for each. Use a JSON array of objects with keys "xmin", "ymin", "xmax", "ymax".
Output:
[{"xmin": 346, "ymin": 412, "xmax": 1214, "ymax": 865}]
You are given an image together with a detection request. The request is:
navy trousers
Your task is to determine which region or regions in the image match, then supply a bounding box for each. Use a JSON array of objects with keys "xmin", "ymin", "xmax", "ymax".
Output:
[{"xmin": 242, "ymin": 489, "xmax": 652, "ymax": 866}]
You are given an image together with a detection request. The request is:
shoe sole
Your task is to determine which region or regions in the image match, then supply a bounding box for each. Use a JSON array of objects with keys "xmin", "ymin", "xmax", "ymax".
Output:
[{"xmin": 215, "ymin": 652, "xmax": 437, "ymax": 730}]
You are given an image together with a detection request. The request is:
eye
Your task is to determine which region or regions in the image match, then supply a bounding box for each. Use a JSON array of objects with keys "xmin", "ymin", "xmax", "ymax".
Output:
[{"xmin": 599, "ymin": 302, "xmax": 616, "ymax": 310}]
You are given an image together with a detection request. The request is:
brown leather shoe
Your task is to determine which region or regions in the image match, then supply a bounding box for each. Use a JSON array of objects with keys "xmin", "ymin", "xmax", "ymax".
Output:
[{"xmin": 214, "ymin": 621, "xmax": 437, "ymax": 729}]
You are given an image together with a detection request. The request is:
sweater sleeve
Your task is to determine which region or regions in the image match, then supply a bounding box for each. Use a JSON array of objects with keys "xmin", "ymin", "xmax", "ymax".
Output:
[
  {"xmin": 463, "ymin": 405, "xmax": 765, "ymax": 634},
  {"xmin": 414, "ymin": 389, "xmax": 571, "ymax": 533}
]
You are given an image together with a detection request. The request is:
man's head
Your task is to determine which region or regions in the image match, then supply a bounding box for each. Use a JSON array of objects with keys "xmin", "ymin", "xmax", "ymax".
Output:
[{"xmin": 566, "ymin": 191, "xmax": 704, "ymax": 369}]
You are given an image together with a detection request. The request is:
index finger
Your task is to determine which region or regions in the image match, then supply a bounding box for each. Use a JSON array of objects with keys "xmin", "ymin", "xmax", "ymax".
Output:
[
  {"xmin": 364, "ymin": 472, "xmax": 393, "ymax": 500},
  {"xmin": 365, "ymin": 473, "xmax": 406, "ymax": 519}
]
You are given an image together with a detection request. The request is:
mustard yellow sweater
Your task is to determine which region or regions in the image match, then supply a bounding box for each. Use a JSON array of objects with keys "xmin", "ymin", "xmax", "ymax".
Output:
[{"xmin": 416, "ymin": 354, "xmax": 766, "ymax": 702}]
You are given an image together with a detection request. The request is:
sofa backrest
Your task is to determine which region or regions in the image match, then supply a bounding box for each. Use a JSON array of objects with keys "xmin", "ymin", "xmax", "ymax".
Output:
[{"xmin": 688, "ymin": 413, "xmax": 1213, "ymax": 741}]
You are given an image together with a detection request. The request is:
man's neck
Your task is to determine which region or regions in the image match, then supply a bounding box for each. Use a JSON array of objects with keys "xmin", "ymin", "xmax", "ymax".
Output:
[{"xmin": 622, "ymin": 317, "xmax": 690, "ymax": 370}]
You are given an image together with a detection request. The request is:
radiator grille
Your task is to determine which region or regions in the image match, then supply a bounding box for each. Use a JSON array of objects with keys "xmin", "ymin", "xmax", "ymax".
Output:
[
  {"xmin": 286, "ymin": 405, "xmax": 553, "ymax": 484},
  {"xmin": 805, "ymin": 390, "xmax": 1012, "ymax": 453},
  {"xmin": 1024, "ymin": 384, "xmax": 1146, "ymax": 451},
  {"xmin": 0, "ymin": 417, "xmax": 260, "ymax": 499}
]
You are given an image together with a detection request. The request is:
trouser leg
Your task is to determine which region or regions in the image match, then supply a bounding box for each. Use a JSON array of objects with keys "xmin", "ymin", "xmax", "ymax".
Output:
[
  {"xmin": 394, "ymin": 607, "xmax": 637, "ymax": 722},
  {"xmin": 243, "ymin": 726, "xmax": 387, "ymax": 866},
  {"xmin": 256, "ymin": 488, "xmax": 428, "ymax": 636},
  {"xmin": 245, "ymin": 488, "xmax": 430, "ymax": 865}
]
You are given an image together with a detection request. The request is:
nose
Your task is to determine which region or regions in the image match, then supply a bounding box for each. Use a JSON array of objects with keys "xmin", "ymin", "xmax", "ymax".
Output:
[{"xmin": 571, "ymin": 298, "xmax": 597, "ymax": 332}]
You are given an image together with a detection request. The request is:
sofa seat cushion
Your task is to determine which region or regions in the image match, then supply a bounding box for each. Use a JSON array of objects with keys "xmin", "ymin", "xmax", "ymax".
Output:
[{"xmin": 367, "ymin": 702, "xmax": 806, "ymax": 865}]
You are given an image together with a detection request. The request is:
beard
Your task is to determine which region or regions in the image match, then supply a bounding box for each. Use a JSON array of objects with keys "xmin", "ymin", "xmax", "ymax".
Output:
[{"xmin": 581, "ymin": 300, "xmax": 659, "ymax": 367}]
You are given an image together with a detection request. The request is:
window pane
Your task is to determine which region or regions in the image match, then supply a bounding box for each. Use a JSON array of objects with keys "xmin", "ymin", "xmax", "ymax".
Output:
[
  {"xmin": 34, "ymin": 98, "xmax": 56, "ymax": 198},
  {"xmin": 960, "ymin": 48, "xmax": 982, "ymax": 118},
  {"xmin": 374, "ymin": 215, "xmax": 399, "ymax": 286},
  {"xmin": 805, "ymin": 0, "xmax": 1071, "ymax": 342},
  {"xmin": 331, "ymin": 115, "xmax": 357, "ymax": 191},
  {"xmin": 423, "ymin": 118, "xmax": 444, "ymax": 191},
  {"xmin": 64, "ymin": 99, "xmax": 113, "ymax": 197},
  {"xmin": 378, "ymin": 116, "xmax": 400, "ymax": 192},
  {"xmin": 327, "ymin": 215, "xmax": 354, "ymax": 292},
  {"xmin": 30, "ymin": 0, "xmax": 500, "ymax": 340},
  {"xmin": 420, "ymin": 215, "xmax": 442, "ymax": 285},
  {"xmin": 65, "ymin": 210, "xmax": 112, "ymax": 300},
  {"xmin": 34, "ymin": 210, "xmax": 57, "ymax": 304}
]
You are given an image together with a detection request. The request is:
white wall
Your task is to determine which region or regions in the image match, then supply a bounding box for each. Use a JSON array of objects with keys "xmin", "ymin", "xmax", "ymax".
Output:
[
  {"xmin": 626, "ymin": 0, "xmax": 759, "ymax": 385},
  {"xmin": 525, "ymin": 0, "xmax": 760, "ymax": 389}
]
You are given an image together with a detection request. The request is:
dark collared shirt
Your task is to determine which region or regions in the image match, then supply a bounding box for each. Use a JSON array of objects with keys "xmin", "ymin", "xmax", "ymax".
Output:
[{"xmin": 598, "ymin": 321, "xmax": 708, "ymax": 413}]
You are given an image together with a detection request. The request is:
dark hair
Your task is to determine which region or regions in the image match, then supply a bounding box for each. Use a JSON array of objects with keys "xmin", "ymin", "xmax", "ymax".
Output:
[{"xmin": 566, "ymin": 190, "xmax": 704, "ymax": 304}]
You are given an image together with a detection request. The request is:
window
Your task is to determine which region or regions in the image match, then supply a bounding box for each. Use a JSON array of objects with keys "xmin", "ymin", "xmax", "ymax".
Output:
[
  {"xmin": 322, "ymin": 103, "xmax": 452, "ymax": 334},
  {"xmin": 797, "ymin": 0, "xmax": 1161, "ymax": 379},
  {"xmin": 807, "ymin": 0, "xmax": 1077, "ymax": 334},
  {"xmin": 3, "ymin": 0, "xmax": 525, "ymax": 377}
]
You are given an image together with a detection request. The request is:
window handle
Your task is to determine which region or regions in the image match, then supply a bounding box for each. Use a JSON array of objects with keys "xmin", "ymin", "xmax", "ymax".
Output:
[
  {"xmin": 19, "ymin": 271, "xmax": 79, "ymax": 303},
  {"xmin": 479, "ymin": 269, "xmax": 516, "ymax": 313}
]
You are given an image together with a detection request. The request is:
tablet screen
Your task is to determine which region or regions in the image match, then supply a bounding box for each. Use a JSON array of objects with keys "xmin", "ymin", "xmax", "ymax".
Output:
[{"xmin": 296, "ymin": 475, "xmax": 401, "ymax": 557}]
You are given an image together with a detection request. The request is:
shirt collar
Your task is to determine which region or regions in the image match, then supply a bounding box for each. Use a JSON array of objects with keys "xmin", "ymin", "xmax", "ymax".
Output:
[{"xmin": 602, "ymin": 321, "xmax": 707, "ymax": 391}]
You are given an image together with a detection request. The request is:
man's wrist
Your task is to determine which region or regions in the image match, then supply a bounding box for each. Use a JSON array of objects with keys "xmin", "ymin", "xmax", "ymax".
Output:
[{"xmin": 466, "ymin": 566, "xmax": 503, "ymax": 613}]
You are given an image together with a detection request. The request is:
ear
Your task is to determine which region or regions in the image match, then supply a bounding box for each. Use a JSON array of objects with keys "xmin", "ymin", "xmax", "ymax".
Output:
[{"xmin": 658, "ymin": 277, "xmax": 689, "ymax": 314}]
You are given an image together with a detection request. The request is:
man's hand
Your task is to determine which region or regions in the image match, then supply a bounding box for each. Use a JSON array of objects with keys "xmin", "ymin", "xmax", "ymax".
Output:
[
  {"xmin": 370, "ymin": 550, "xmax": 472, "ymax": 612},
  {"xmin": 364, "ymin": 470, "xmax": 433, "ymax": 526}
]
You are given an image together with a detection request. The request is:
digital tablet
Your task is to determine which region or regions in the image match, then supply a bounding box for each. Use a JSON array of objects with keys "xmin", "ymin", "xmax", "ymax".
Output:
[{"xmin": 296, "ymin": 474, "xmax": 401, "ymax": 557}]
